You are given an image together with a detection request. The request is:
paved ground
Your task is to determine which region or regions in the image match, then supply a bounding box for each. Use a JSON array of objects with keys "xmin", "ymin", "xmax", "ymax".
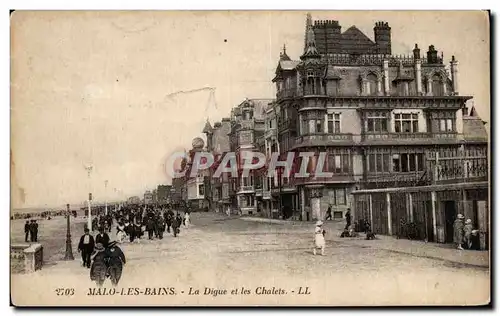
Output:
[{"xmin": 11, "ymin": 213, "xmax": 490, "ymax": 306}]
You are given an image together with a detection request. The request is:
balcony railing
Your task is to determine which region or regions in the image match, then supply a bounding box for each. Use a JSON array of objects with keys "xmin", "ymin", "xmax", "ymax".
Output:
[
  {"xmin": 264, "ymin": 128, "xmax": 276, "ymax": 139},
  {"xmin": 238, "ymin": 185, "xmax": 255, "ymax": 193},
  {"xmin": 362, "ymin": 132, "xmax": 457, "ymax": 142},
  {"xmin": 295, "ymin": 133, "xmax": 354, "ymax": 147},
  {"xmin": 277, "ymin": 88, "xmax": 303, "ymax": 100},
  {"xmin": 240, "ymin": 119, "xmax": 254, "ymax": 130}
]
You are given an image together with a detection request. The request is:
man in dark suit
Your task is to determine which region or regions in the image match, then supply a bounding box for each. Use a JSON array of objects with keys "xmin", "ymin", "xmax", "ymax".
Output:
[
  {"xmin": 78, "ymin": 228, "xmax": 95, "ymax": 268},
  {"xmin": 30, "ymin": 220, "xmax": 39, "ymax": 242},
  {"xmin": 24, "ymin": 221, "xmax": 30, "ymax": 242},
  {"xmin": 95, "ymin": 227, "xmax": 110, "ymax": 248}
]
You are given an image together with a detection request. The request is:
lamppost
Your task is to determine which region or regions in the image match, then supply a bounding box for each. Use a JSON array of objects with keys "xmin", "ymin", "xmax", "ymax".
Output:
[
  {"xmin": 64, "ymin": 203, "xmax": 74, "ymax": 260},
  {"xmin": 104, "ymin": 180, "xmax": 108, "ymax": 216},
  {"xmin": 85, "ymin": 165, "xmax": 93, "ymax": 233}
]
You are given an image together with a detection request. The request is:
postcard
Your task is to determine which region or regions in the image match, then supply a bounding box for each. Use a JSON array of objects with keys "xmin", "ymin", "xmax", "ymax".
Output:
[{"xmin": 10, "ymin": 10, "xmax": 490, "ymax": 306}]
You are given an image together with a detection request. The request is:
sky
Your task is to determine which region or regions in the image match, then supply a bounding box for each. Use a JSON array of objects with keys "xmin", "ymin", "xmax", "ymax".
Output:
[{"xmin": 10, "ymin": 11, "xmax": 490, "ymax": 208}]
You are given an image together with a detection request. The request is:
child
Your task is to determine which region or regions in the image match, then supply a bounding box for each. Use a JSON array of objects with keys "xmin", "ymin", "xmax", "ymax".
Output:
[
  {"xmin": 313, "ymin": 221, "xmax": 326, "ymax": 256},
  {"xmin": 464, "ymin": 219, "xmax": 473, "ymax": 249}
]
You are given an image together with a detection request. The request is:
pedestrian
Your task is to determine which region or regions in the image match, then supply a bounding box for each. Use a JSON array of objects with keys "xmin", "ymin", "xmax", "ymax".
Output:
[
  {"xmin": 116, "ymin": 221, "xmax": 126, "ymax": 243},
  {"xmin": 96, "ymin": 227, "xmax": 110, "ymax": 248},
  {"xmin": 172, "ymin": 213, "xmax": 181, "ymax": 237},
  {"xmin": 345, "ymin": 208, "xmax": 352, "ymax": 230},
  {"xmin": 184, "ymin": 211, "xmax": 191, "ymax": 229},
  {"xmin": 165, "ymin": 212, "xmax": 172, "ymax": 234},
  {"xmin": 453, "ymin": 214, "xmax": 465, "ymax": 250},
  {"xmin": 31, "ymin": 220, "xmax": 39, "ymax": 242},
  {"xmin": 105, "ymin": 241, "xmax": 126, "ymax": 287},
  {"xmin": 90, "ymin": 243, "xmax": 107, "ymax": 287},
  {"xmin": 325, "ymin": 206, "xmax": 332, "ymax": 221},
  {"xmin": 464, "ymin": 218, "xmax": 473, "ymax": 249},
  {"xmin": 156, "ymin": 216, "xmax": 165, "ymax": 240},
  {"xmin": 24, "ymin": 220, "xmax": 30, "ymax": 242},
  {"xmin": 146, "ymin": 216, "xmax": 155, "ymax": 240},
  {"xmin": 78, "ymin": 228, "xmax": 95, "ymax": 268},
  {"xmin": 313, "ymin": 221, "xmax": 326, "ymax": 256}
]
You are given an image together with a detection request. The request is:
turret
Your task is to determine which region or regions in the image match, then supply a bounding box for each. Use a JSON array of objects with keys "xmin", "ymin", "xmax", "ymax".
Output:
[{"xmin": 374, "ymin": 21, "xmax": 391, "ymax": 55}]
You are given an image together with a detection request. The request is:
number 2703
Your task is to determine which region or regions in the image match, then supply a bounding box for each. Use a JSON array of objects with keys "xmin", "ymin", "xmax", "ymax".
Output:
[{"xmin": 55, "ymin": 288, "xmax": 75, "ymax": 296}]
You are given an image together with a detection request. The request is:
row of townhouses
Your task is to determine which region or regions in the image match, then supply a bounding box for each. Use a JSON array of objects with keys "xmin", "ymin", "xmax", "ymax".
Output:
[{"xmin": 173, "ymin": 14, "xmax": 489, "ymax": 249}]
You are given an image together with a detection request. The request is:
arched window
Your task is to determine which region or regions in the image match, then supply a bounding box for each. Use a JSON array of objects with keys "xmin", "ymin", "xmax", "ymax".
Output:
[
  {"xmin": 432, "ymin": 74, "xmax": 443, "ymax": 96},
  {"xmin": 366, "ymin": 73, "xmax": 378, "ymax": 96}
]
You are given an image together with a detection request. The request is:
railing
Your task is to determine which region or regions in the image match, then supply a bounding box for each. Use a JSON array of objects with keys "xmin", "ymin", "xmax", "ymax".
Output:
[
  {"xmin": 362, "ymin": 132, "xmax": 457, "ymax": 141},
  {"xmin": 238, "ymin": 185, "xmax": 255, "ymax": 193},
  {"xmin": 277, "ymin": 88, "xmax": 303, "ymax": 100},
  {"xmin": 428, "ymin": 156, "xmax": 488, "ymax": 183},
  {"xmin": 240, "ymin": 119, "xmax": 254, "ymax": 130},
  {"xmin": 323, "ymin": 53, "xmax": 443, "ymax": 67},
  {"xmin": 296, "ymin": 133, "xmax": 353, "ymax": 145},
  {"xmin": 263, "ymin": 191, "xmax": 271, "ymax": 199},
  {"xmin": 265, "ymin": 128, "xmax": 276, "ymax": 139}
]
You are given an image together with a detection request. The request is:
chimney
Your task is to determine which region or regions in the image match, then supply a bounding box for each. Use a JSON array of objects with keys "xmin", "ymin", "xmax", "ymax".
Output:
[
  {"xmin": 374, "ymin": 21, "xmax": 392, "ymax": 55},
  {"xmin": 450, "ymin": 55, "xmax": 459, "ymax": 95}
]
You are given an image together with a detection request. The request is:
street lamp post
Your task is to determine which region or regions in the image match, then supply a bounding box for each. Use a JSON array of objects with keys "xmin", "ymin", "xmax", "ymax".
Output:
[
  {"xmin": 85, "ymin": 165, "xmax": 93, "ymax": 233},
  {"xmin": 64, "ymin": 203, "xmax": 74, "ymax": 260},
  {"xmin": 104, "ymin": 180, "xmax": 108, "ymax": 216}
]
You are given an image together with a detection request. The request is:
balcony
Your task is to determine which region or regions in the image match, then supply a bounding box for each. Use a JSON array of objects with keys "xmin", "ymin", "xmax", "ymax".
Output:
[
  {"xmin": 265, "ymin": 128, "xmax": 277, "ymax": 139},
  {"xmin": 277, "ymin": 88, "xmax": 303, "ymax": 100},
  {"xmin": 293, "ymin": 133, "xmax": 354, "ymax": 148},
  {"xmin": 361, "ymin": 132, "xmax": 459, "ymax": 145},
  {"xmin": 237, "ymin": 185, "xmax": 255, "ymax": 194},
  {"xmin": 240, "ymin": 119, "xmax": 254, "ymax": 130},
  {"xmin": 293, "ymin": 174, "xmax": 355, "ymax": 185},
  {"xmin": 263, "ymin": 190, "xmax": 271, "ymax": 200},
  {"xmin": 255, "ymin": 188, "xmax": 263, "ymax": 197}
]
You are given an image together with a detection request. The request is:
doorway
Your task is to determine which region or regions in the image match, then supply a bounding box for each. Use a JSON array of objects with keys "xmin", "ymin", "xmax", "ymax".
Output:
[{"xmin": 444, "ymin": 201, "xmax": 456, "ymax": 243}]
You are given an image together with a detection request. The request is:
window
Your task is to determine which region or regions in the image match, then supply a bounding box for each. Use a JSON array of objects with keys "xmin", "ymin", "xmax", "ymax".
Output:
[
  {"xmin": 335, "ymin": 189, "xmax": 346, "ymax": 205},
  {"xmin": 327, "ymin": 152, "xmax": 350, "ymax": 174},
  {"xmin": 391, "ymin": 153, "xmax": 425, "ymax": 172},
  {"xmin": 395, "ymin": 113, "xmax": 419, "ymax": 133},
  {"xmin": 308, "ymin": 120, "xmax": 316, "ymax": 134},
  {"xmin": 198, "ymin": 184, "xmax": 205, "ymax": 196},
  {"xmin": 316, "ymin": 120, "xmax": 323, "ymax": 133},
  {"xmin": 327, "ymin": 113, "xmax": 341, "ymax": 133},
  {"xmin": 367, "ymin": 153, "xmax": 390, "ymax": 173},
  {"xmin": 432, "ymin": 74, "xmax": 443, "ymax": 96},
  {"xmin": 366, "ymin": 73, "xmax": 378, "ymax": 96},
  {"xmin": 392, "ymin": 154, "xmax": 400, "ymax": 172},
  {"xmin": 366, "ymin": 112, "xmax": 388, "ymax": 132},
  {"xmin": 439, "ymin": 119, "xmax": 454, "ymax": 132}
]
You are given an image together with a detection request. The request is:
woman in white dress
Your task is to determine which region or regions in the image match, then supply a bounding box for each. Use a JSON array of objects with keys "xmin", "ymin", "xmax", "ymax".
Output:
[
  {"xmin": 313, "ymin": 220, "xmax": 326, "ymax": 256},
  {"xmin": 116, "ymin": 222, "xmax": 126, "ymax": 243},
  {"xmin": 184, "ymin": 212, "xmax": 191, "ymax": 229}
]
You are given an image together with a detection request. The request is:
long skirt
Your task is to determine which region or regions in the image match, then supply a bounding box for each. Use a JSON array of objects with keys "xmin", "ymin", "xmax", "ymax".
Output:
[
  {"xmin": 90, "ymin": 259, "xmax": 107, "ymax": 287},
  {"xmin": 314, "ymin": 235, "xmax": 325, "ymax": 249},
  {"xmin": 108, "ymin": 262, "xmax": 123, "ymax": 286}
]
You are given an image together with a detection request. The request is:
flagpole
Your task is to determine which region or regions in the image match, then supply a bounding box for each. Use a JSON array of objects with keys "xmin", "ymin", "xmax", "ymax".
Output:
[{"xmin": 85, "ymin": 165, "xmax": 93, "ymax": 233}]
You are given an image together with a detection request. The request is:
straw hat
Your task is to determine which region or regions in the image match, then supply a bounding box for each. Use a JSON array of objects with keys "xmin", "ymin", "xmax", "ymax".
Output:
[
  {"xmin": 316, "ymin": 220, "xmax": 323, "ymax": 226},
  {"xmin": 457, "ymin": 214, "xmax": 465, "ymax": 219},
  {"xmin": 465, "ymin": 219, "xmax": 472, "ymax": 224}
]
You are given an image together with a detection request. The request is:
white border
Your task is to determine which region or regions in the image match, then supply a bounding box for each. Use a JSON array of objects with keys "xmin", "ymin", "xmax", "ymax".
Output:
[{"xmin": 3, "ymin": 1, "xmax": 498, "ymax": 316}]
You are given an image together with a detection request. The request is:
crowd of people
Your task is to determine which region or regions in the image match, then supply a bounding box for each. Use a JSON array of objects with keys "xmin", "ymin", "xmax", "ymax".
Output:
[{"xmin": 79, "ymin": 204, "xmax": 192, "ymax": 287}]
